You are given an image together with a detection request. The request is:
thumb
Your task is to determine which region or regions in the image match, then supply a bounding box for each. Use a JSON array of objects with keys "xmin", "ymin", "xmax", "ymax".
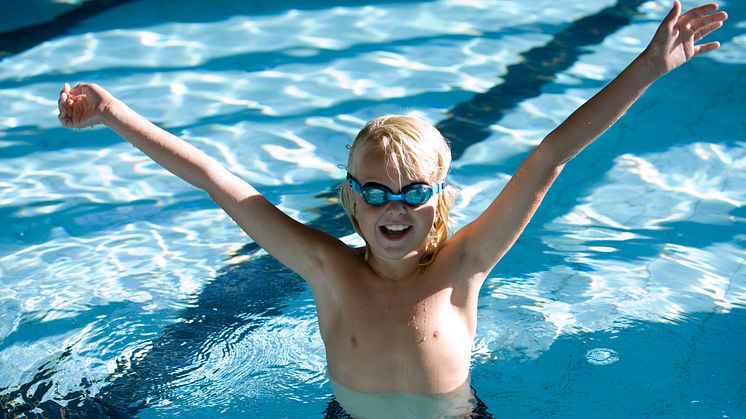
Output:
[{"xmin": 664, "ymin": 0, "xmax": 682, "ymax": 30}]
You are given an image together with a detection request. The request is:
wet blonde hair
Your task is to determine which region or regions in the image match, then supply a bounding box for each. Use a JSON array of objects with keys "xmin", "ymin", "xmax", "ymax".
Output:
[{"xmin": 340, "ymin": 115, "xmax": 456, "ymax": 266}]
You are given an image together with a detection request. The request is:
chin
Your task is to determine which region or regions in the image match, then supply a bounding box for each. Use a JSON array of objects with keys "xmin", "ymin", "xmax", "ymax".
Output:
[{"xmin": 370, "ymin": 233, "xmax": 427, "ymax": 260}]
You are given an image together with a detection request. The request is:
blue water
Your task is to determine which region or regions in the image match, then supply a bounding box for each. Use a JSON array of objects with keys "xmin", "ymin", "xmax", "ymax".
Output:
[{"xmin": 1, "ymin": 0, "xmax": 745, "ymax": 417}]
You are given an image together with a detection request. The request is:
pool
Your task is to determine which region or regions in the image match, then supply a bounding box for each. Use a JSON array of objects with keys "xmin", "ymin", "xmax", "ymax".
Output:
[{"xmin": 1, "ymin": 0, "xmax": 745, "ymax": 417}]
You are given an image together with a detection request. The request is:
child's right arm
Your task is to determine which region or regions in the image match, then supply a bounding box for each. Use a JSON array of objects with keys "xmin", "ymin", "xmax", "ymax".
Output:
[{"xmin": 58, "ymin": 83, "xmax": 352, "ymax": 285}]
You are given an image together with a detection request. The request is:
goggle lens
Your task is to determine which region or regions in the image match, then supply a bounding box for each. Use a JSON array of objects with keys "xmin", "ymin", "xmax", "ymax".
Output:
[{"xmin": 361, "ymin": 187, "xmax": 386, "ymax": 205}]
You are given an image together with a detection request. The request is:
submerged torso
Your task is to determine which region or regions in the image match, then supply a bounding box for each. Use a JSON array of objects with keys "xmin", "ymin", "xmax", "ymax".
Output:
[{"xmin": 328, "ymin": 376, "xmax": 477, "ymax": 419}]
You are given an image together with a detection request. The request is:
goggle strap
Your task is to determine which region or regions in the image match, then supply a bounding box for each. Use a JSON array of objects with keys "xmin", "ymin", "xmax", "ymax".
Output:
[{"xmin": 432, "ymin": 181, "xmax": 447, "ymax": 194}]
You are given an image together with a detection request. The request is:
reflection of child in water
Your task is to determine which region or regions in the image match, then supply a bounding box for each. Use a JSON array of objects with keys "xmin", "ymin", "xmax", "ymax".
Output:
[{"xmin": 58, "ymin": 2, "xmax": 727, "ymax": 417}]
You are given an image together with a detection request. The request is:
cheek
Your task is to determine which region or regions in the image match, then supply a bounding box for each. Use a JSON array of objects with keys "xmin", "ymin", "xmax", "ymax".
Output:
[
  {"xmin": 354, "ymin": 200, "xmax": 379, "ymax": 229},
  {"xmin": 413, "ymin": 205, "xmax": 437, "ymax": 228}
]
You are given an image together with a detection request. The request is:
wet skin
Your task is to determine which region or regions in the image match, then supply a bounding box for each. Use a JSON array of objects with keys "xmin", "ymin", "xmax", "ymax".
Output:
[{"xmin": 319, "ymin": 149, "xmax": 474, "ymax": 394}]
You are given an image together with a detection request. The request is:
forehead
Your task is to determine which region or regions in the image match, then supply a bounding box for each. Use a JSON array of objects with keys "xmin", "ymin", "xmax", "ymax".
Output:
[
  {"xmin": 355, "ymin": 148, "xmax": 403, "ymax": 184},
  {"xmin": 354, "ymin": 147, "xmax": 433, "ymax": 186}
]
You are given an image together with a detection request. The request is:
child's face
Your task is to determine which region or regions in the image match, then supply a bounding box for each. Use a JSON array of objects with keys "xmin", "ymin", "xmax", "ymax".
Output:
[{"xmin": 353, "ymin": 149, "xmax": 437, "ymax": 261}]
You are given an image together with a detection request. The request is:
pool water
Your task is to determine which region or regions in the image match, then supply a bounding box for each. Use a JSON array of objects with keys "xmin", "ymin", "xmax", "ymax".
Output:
[{"xmin": 1, "ymin": 0, "xmax": 745, "ymax": 417}]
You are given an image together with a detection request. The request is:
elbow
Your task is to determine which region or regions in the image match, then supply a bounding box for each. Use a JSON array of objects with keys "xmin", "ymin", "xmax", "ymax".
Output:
[
  {"xmin": 556, "ymin": 154, "xmax": 574, "ymax": 167},
  {"xmin": 197, "ymin": 163, "xmax": 232, "ymax": 194},
  {"xmin": 535, "ymin": 140, "xmax": 570, "ymax": 170}
]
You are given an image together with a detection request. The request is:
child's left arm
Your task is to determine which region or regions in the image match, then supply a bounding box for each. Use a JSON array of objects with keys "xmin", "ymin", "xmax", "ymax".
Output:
[
  {"xmin": 537, "ymin": 1, "xmax": 726, "ymax": 162},
  {"xmin": 450, "ymin": 1, "xmax": 727, "ymax": 279}
]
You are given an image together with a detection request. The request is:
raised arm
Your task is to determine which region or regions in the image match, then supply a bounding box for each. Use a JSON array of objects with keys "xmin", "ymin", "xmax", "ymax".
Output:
[
  {"xmin": 450, "ymin": 1, "xmax": 727, "ymax": 278},
  {"xmin": 539, "ymin": 1, "xmax": 726, "ymax": 165},
  {"xmin": 58, "ymin": 83, "xmax": 352, "ymax": 285},
  {"xmin": 59, "ymin": 83, "xmax": 235, "ymax": 191}
]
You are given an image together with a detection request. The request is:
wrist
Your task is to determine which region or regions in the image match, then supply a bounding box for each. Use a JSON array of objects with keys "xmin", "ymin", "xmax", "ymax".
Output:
[
  {"xmin": 637, "ymin": 48, "xmax": 667, "ymax": 82},
  {"xmin": 626, "ymin": 50, "xmax": 662, "ymax": 88},
  {"xmin": 99, "ymin": 97, "xmax": 123, "ymax": 126}
]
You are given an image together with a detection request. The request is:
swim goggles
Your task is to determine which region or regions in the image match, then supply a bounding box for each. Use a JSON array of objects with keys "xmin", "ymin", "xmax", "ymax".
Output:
[{"xmin": 346, "ymin": 173, "xmax": 446, "ymax": 207}]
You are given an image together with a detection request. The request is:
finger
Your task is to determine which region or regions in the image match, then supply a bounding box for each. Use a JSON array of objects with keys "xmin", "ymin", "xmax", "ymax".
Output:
[
  {"xmin": 694, "ymin": 21, "xmax": 724, "ymax": 42},
  {"xmin": 69, "ymin": 83, "xmax": 89, "ymax": 96},
  {"xmin": 58, "ymin": 91, "xmax": 68, "ymax": 112},
  {"xmin": 59, "ymin": 83, "xmax": 74, "ymax": 113},
  {"xmin": 67, "ymin": 93, "xmax": 85, "ymax": 103},
  {"xmin": 58, "ymin": 98, "xmax": 69, "ymax": 123},
  {"xmin": 681, "ymin": 2, "xmax": 719, "ymax": 21},
  {"xmin": 664, "ymin": 0, "xmax": 682, "ymax": 30},
  {"xmin": 693, "ymin": 41, "xmax": 720, "ymax": 57},
  {"xmin": 58, "ymin": 90, "xmax": 73, "ymax": 122},
  {"xmin": 58, "ymin": 112, "xmax": 72, "ymax": 127},
  {"xmin": 691, "ymin": 10, "xmax": 728, "ymax": 30},
  {"xmin": 72, "ymin": 96, "xmax": 85, "ymax": 126}
]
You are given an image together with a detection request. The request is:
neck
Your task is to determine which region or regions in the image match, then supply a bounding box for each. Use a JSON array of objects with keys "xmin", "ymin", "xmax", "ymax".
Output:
[{"xmin": 366, "ymin": 251, "xmax": 421, "ymax": 283}]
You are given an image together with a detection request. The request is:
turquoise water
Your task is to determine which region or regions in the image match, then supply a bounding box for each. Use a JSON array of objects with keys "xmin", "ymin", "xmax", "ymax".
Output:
[{"xmin": 1, "ymin": 0, "xmax": 745, "ymax": 417}]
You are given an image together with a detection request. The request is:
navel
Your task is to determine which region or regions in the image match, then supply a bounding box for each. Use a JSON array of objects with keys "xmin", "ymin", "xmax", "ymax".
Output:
[
  {"xmin": 432, "ymin": 330, "xmax": 439, "ymax": 339},
  {"xmin": 350, "ymin": 336, "xmax": 358, "ymax": 349}
]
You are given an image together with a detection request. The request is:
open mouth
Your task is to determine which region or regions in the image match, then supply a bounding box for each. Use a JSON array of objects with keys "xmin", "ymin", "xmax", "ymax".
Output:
[{"xmin": 379, "ymin": 224, "xmax": 412, "ymax": 241}]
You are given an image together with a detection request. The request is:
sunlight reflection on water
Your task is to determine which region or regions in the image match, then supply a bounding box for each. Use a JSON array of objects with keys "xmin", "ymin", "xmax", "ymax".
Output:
[{"xmin": 0, "ymin": 0, "xmax": 744, "ymax": 416}]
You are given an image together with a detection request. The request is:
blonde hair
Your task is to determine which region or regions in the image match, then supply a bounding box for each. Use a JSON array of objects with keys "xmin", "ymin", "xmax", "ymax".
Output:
[{"xmin": 340, "ymin": 115, "xmax": 456, "ymax": 266}]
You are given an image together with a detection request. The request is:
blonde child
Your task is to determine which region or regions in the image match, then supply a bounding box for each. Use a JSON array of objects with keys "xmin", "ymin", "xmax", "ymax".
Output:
[{"xmin": 58, "ymin": 2, "xmax": 727, "ymax": 417}]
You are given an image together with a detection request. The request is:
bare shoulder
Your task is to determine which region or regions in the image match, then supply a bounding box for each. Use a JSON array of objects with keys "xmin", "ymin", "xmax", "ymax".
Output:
[
  {"xmin": 425, "ymin": 238, "xmax": 488, "ymax": 308},
  {"xmin": 308, "ymin": 245, "xmax": 368, "ymax": 338},
  {"xmin": 304, "ymin": 241, "xmax": 365, "ymax": 302}
]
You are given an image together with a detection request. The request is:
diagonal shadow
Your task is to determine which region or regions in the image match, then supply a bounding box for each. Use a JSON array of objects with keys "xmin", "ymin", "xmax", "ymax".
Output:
[
  {"xmin": 437, "ymin": 0, "xmax": 646, "ymax": 161},
  {"xmin": 0, "ymin": 0, "xmax": 137, "ymax": 59},
  {"xmin": 0, "ymin": 23, "xmax": 562, "ymax": 88},
  {"xmin": 0, "ymin": 189, "xmax": 353, "ymax": 418},
  {"xmin": 0, "ymin": 0, "xmax": 435, "ymax": 60},
  {"xmin": 0, "ymin": 180, "xmax": 338, "ymax": 251}
]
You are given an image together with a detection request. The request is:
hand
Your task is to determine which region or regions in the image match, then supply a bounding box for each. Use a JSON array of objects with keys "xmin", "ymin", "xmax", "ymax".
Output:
[
  {"xmin": 57, "ymin": 82, "xmax": 115, "ymax": 128},
  {"xmin": 644, "ymin": 1, "xmax": 728, "ymax": 77}
]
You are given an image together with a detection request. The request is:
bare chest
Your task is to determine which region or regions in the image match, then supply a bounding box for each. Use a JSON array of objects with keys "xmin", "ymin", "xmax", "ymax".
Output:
[
  {"xmin": 345, "ymin": 288, "xmax": 447, "ymax": 344},
  {"xmin": 320, "ymin": 278, "xmax": 474, "ymax": 393}
]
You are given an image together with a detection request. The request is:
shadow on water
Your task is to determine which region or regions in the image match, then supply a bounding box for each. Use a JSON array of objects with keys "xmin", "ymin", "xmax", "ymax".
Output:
[
  {"xmin": 1, "ymin": 189, "xmax": 354, "ymax": 418},
  {"xmin": 438, "ymin": 0, "xmax": 646, "ymax": 161},
  {"xmin": 0, "ymin": 0, "xmax": 435, "ymax": 59},
  {"xmin": 0, "ymin": 0, "xmax": 136, "ymax": 58},
  {"xmin": 0, "ymin": 22, "xmax": 564, "ymax": 89},
  {"xmin": 0, "ymin": 180, "xmax": 336, "ymax": 251}
]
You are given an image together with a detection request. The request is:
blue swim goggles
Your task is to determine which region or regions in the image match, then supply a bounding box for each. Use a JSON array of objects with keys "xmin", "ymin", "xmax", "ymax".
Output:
[{"xmin": 346, "ymin": 173, "xmax": 447, "ymax": 207}]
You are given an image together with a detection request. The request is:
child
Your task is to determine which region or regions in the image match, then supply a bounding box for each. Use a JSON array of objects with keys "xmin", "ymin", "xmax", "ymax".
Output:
[{"xmin": 58, "ymin": 2, "xmax": 727, "ymax": 417}]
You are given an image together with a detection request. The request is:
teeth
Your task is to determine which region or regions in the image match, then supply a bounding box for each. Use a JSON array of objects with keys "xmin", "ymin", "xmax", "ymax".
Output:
[{"xmin": 384, "ymin": 225, "xmax": 408, "ymax": 232}]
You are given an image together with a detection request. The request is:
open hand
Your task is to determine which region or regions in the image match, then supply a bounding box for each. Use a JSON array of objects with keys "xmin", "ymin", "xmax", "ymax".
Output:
[
  {"xmin": 645, "ymin": 1, "xmax": 728, "ymax": 77},
  {"xmin": 58, "ymin": 83, "xmax": 115, "ymax": 128}
]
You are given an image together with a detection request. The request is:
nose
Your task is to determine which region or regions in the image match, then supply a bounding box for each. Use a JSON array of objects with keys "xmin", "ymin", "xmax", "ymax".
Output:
[{"xmin": 384, "ymin": 200, "xmax": 406, "ymax": 215}]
